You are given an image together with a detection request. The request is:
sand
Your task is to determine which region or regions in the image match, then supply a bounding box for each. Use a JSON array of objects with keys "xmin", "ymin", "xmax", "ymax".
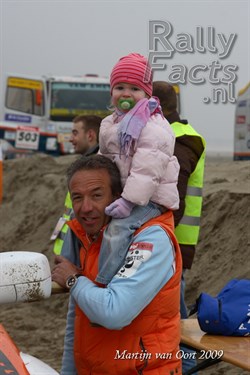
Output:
[{"xmin": 0, "ymin": 153, "xmax": 249, "ymax": 374}]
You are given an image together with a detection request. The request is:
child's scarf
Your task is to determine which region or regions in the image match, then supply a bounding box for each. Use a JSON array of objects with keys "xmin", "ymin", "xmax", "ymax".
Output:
[{"xmin": 117, "ymin": 97, "xmax": 162, "ymax": 157}]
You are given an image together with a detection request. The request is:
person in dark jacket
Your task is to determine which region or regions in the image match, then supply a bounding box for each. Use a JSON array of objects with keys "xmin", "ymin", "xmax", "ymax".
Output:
[
  {"xmin": 153, "ymin": 81, "xmax": 206, "ymax": 374},
  {"xmin": 69, "ymin": 115, "xmax": 101, "ymax": 155}
]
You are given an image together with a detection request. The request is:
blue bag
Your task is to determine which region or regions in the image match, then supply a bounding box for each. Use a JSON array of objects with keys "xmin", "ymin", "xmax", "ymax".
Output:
[{"xmin": 196, "ymin": 279, "xmax": 250, "ymax": 336}]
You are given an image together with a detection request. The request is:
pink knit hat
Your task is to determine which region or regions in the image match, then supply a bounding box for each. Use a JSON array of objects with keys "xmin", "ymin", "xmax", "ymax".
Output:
[{"xmin": 110, "ymin": 53, "xmax": 153, "ymax": 97}]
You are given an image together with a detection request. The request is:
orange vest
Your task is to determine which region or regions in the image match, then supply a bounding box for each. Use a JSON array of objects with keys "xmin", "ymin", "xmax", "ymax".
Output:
[
  {"xmin": 69, "ymin": 211, "xmax": 182, "ymax": 375},
  {"xmin": 0, "ymin": 324, "xmax": 29, "ymax": 375}
]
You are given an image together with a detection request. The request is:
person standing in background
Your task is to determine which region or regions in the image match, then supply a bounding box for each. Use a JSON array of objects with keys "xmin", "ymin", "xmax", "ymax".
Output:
[
  {"xmin": 153, "ymin": 81, "xmax": 206, "ymax": 374},
  {"xmin": 69, "ymin": 114, "xmax": 101, "ymax": 155},
  {"xmin": 52, "ymin": 115, "xmax": 102, "ymax": 255},
  {"xmin": 0, "ymin": 143, "xmax": 3, "ymax": 204}
]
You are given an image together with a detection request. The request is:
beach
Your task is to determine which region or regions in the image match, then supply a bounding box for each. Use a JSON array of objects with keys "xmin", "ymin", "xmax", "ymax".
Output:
[{"xmin": 0, "ymin": 153, "xmax": 249, "ymax": 374}]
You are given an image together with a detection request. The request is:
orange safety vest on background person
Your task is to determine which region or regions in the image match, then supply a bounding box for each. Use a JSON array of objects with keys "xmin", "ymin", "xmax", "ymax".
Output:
[{"xmin": 68, "ymin": 211, "xmax": 182, "ymax": 375}]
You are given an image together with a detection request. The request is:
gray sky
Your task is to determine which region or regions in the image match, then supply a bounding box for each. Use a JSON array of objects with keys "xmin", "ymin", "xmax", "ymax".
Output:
[{"xmin": 1, "ymin": 0, "xmax": 249, "ymax": 153}]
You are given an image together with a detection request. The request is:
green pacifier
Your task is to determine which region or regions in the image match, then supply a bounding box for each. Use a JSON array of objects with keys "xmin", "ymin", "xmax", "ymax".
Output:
[{"xmin": 118, "ymin": 98, "xmax": 136, "ymax": 111}]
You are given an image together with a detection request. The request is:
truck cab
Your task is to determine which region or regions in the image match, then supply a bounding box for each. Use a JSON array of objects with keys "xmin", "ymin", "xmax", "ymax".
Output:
[{"xmin": 0, "ymin": 74, "xmax": 111, "ymax": 158}]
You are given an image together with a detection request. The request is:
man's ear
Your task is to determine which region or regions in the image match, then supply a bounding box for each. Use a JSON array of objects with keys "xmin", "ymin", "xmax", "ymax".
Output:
[{"xmin": 87, "ymin": 129, "xmax": 96, "ymax": 142}]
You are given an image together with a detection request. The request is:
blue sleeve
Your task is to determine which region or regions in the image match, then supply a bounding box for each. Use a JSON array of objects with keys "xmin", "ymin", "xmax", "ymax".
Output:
[
  {"xmin": 60, "ymin": 297, "xmax": 77, "ymax": 375},
  {"xmin": 70, "ymin": 225, "xmax": 176, "ymax": 329},
  {"xmin": 61, "ymin": 227, "xmax": 81, "ymax": 267}
]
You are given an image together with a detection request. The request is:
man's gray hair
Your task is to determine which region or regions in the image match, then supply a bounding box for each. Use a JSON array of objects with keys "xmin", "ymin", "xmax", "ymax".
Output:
[{"xmin": 67, "ymin": 155, "xmax": 122, "ymax": 196}]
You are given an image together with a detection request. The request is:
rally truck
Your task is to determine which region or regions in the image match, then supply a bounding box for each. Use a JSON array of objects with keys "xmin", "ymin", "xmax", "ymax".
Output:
[{"xmin": 0, "ymin": 74, "xmax": 111, "ymax": 158}]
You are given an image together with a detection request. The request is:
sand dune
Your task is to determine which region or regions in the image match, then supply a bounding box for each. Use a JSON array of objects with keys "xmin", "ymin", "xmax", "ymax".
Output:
[{"xmin": 0, "ymin": 154, "xmax": 249, "ymax": 374}]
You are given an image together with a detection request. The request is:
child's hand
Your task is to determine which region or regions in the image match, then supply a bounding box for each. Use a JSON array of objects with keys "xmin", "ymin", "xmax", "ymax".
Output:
[{"xmin": 105, "ymin": 198, "xmax": 135, "ymax": 219}]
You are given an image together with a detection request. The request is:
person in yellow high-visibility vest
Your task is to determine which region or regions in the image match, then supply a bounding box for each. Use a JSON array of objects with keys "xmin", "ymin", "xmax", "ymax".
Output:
[
  {"xmin": 153, "ymin": 81, "xmax": 206, "ymax": 375},
  {"xmin": 52, "ymin": 115, "xmax": 102, "ymax": 255}
]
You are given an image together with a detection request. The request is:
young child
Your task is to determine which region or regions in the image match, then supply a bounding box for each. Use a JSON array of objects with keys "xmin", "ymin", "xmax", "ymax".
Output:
[{"xmin": 97, "ymin": 53, "xmax": 180, "ymax": 284}]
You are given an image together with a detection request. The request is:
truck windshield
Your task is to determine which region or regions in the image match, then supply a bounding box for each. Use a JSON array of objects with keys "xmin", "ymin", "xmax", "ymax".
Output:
[{"xmin": 50, "ymin": 82, "xmax": 111, "ymax": 121}]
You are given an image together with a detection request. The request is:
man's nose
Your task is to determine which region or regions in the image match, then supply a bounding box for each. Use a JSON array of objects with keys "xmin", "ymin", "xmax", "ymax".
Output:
[{"xmin": 80, "ymin": 198, "xmax": 93, "ymax": 213}]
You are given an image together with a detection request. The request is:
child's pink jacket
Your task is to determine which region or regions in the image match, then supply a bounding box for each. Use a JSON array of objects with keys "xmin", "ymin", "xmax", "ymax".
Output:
[{"xmin": 99, "ymin": 113, "xmax": 180, "ymax": 210}]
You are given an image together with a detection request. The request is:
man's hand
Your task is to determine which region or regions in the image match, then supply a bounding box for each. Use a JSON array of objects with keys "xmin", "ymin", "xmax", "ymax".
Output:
[
  {"xmin": 105, "ymin": 197, "xmax": 135, "ymax": 219},
  {"xmin": 52, "ymin": 255, "xmax": 82, "ymax": 289}
]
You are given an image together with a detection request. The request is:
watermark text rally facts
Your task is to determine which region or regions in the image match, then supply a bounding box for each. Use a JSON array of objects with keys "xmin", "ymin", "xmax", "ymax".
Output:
[{"xmin": 148, "ymin": 21, "xmax": 238, "ymax": 103}]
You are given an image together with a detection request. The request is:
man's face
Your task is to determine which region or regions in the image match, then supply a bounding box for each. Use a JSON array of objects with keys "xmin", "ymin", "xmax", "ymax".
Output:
[
  {"xmin": 69, "ymin": 169, "xmax": 114, "ymax": 236},
  {"xmin": 69, "ymin": 121, "xmax": 90, "ymax": 154}
]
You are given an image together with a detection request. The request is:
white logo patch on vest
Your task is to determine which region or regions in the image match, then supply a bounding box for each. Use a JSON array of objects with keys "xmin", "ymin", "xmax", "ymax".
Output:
[{"xmin": 116, "ymin": 242, "xmax": 153, "ymax": 279}]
